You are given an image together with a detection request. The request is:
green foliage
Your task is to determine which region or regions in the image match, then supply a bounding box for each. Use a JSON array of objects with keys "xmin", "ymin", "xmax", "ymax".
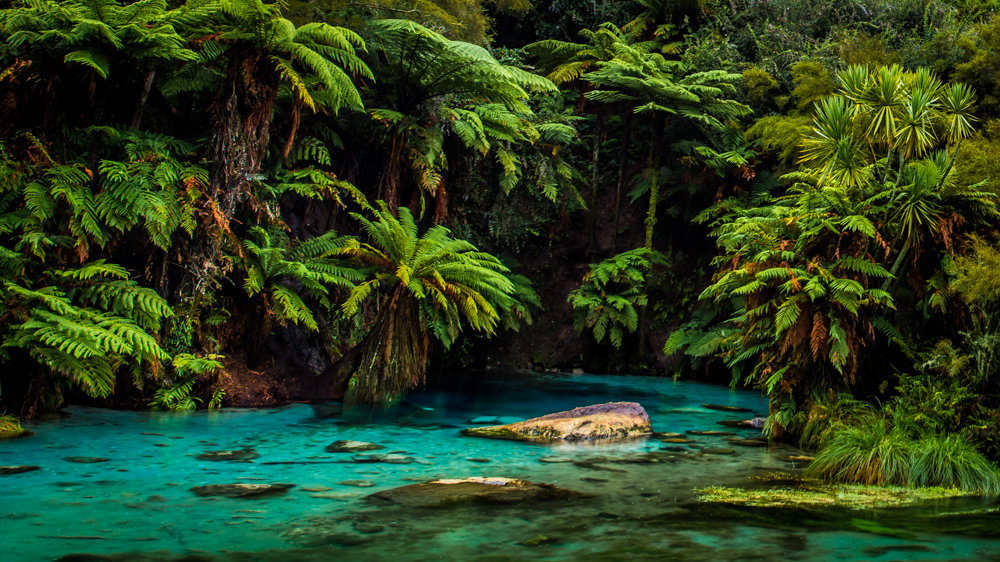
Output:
[
  {"xmin": 693, "ymin": 65, "xmax": 997, "ymax": 415},
  {"xmin": 741, "ymin": 67, "xmax": 778, "ymax": 105},
  {"xmin": 150, "ymin": 353, "xmax": 224, "ymax": 410},
  {"xmin": 2, "ymin": 262, "xmax": 172, "ymax": 399},
  {"xmin": 806, "ymin": 412, "xmax": 914, "ymax": 487},
  {"xmin": 0, "ymin": 413, "xmax": 25, "ymax": 438},
  {"xmin": 569, "ymin": 248, "xmax": 667, "ymax": 349},
  {"xmin": 242, "ymin": 227, "xmax": 360, "ymax": 331},
  {"xmin": 334, "ymin": 203, "xmax": 536, "ymax": 403},
  {"xmin": 806, "ymin": 409, "xmax": 1000, "ymax": 494},
  {"xmin": 791, "ymin": 61, "xmax": 836, "ymax": 112},
  {"xmin": 97, "ymin": 131, "xmax": 207, "ymax": 250}
]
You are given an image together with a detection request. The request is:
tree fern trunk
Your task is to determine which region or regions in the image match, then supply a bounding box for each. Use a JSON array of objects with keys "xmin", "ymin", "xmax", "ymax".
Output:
[
  {"xmin": 131, "ymin": 68, "xmax": 156, "ymax": 130},
  {"xmin": 209, "ymin": 49, "xmax": 279, "ymax": 222},
  {"xmin": 587, "ymin": 110, "xmax": 604, "ymax": 255},
  {"xmin": 644, "ymin": 115, "xmax": 665, "ymax": 251},
  {"xmin": 639, "ymin": 114, "xmax": 665, "ymax": 359},
  {"xmin": 612, "ymin": 109, "xmax": 632, "ymax": 254}
]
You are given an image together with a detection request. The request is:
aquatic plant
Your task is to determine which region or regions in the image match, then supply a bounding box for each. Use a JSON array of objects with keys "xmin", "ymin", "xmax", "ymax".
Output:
[{"xmin": 696, "ymin": 481, "xmax": 973, "ymax": 509}]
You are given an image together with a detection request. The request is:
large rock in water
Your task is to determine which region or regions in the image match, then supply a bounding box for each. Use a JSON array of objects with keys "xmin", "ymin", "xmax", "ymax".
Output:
[
  {"xmin": 461, "ymin": 402, "xmax": 651, "ymax": 441},
  {"xmin": 366, "ymin": 477, "xmax": 582, "ymax": 508}
]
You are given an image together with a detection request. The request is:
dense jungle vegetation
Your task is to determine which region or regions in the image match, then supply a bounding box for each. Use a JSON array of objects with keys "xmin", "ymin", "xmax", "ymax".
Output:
[{"xmin": 5, "ymin": 0, "xmax": 1000, "ymax": 492}]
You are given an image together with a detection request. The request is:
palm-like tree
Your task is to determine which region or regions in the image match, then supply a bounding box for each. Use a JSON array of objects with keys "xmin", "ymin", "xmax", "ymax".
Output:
[
  {"xmin": 207, "ymin": 0, "xmax": 371, "ymax": 222},
  {"xmin": 366, "ymin": 19, "xmax": 554, "ymax": 219},
  {"xmin": 583, "ymin": 42, "xmax": 749, "ymax": 250},
  {"xmin": 527, "ymin": 23, "xmax": 653, "ymax": 253},
  {"xmin": 800, "ymin": 65, "xmax": 983, "ymax": 289},
  {"xmin": 325, "ymin": 203, "xmax": 530, "ymax": 403}
]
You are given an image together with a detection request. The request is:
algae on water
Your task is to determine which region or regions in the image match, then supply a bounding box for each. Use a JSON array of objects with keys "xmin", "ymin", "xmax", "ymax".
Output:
[{"xmin": 696, "ymin": 476, "xmax": 974, "ymax": 509}]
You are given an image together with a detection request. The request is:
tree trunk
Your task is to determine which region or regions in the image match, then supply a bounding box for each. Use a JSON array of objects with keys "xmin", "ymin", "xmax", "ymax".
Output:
[
  {"xmin": 882, "ymin": 235, "xmax": 913, "ymax": 292},
  {"xmin": 131, "ymin": 68, "xmax": 156, "ymax": 130},
  {"xmin": 612, "ymin": 109, "xmax": 632, "ymax": 254},
  {"xmin": 638, "ymin": 114, "xmax": 666, "ymax": 360},
  {"xmin": 587, "ymin": 110, "xmax": 604, "ymax": 255},
  {"xmin": 644, "ymin": 114, "xmax": 666, "ymax": 251},
  {"xmin": 209, "ymin": 49, "xmax": 279, "ymax": 222},
  {"xmin": 940, "ymin": 138, "xmax": 964, "ymax": 186}
]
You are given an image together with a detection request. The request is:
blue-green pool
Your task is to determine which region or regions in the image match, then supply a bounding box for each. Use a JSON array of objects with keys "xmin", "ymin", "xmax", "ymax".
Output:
[{"xmin": 2, "ymin": 372, "xmax": 999, "ymax": 560}]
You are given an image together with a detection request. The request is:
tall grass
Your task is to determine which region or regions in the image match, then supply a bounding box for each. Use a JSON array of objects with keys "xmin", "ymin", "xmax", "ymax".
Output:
[
  {"xmin": 806, "ymin": 414, "xmax": 913, "ymax": 486},
  {"xmin": 910, "ymin": 434, "xmax": 1000, "ymax": 495},
  {"xmin": 0, "ymin": 413, "xmax": 24, "ymax": 438},
  {"xmin": 806, "ymin": 414, "xmax": 1000, "ymax": 494}
]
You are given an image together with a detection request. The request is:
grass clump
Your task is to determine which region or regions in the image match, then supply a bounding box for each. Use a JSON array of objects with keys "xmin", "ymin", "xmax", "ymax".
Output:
[
  {"xmin": 0, "ymin": 414, "xmax": 26, "ymax": 439},
  {"xmin": 805, "ymin": 412, "xmax": 1000, "ymax": 495}
]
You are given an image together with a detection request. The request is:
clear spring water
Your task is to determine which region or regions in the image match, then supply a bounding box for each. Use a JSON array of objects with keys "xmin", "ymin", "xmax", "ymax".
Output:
[{"xmin": 2, "ymin": 372, "xmax": 1000, "ymax": 561}]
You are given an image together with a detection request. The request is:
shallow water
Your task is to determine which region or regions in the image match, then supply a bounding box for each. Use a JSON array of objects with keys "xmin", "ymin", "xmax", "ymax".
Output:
[{"xmin": 2, "ymin": 372, "xmax": 999, "ymax": 561}]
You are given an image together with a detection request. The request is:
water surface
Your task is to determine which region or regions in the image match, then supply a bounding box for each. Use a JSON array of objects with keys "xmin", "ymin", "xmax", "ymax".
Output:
[{"xmin": 2, "ymin": 372, "xmax": 999, "ymax": 560}]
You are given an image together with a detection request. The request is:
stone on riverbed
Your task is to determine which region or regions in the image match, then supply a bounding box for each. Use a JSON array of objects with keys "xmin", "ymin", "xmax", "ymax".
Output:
[
  {"xmin": 191, "ymin": 483, "xmax": 295, "ymax": 498},
  {"xmin": 461, "ymin": 402, "xmax": 651, "ymax": 441},
  {"xmin": 701, "ymin": 404, "xmax": 753, "ymax": 413},
  {"xmin": 687, "ymin": 430, "xmax": 736, "ymax": 436},
  {"xmin": 196, "ymin": 449, "xmax": 259, "ymax": 462},
  {"xmin": 63, "ymin": 457, "xmax": 110, "ymax": 464},
  {"xmin": 349, "ymin": 453, "xmax": 414, "ymax": 464},
  {"xmin": 339, "ymin": 480, "xmax": 377, "ymax": 488},
  {"xmin": 325, "ymin": 440, "xmax": 384, "ymax": 453},
  {"xmin": 366, "ymin": 477, "xmax": 583, "ymax": 508},
  {"xmin": 0, "ymin": 465, "xmax": 40, "ymax": 475}
]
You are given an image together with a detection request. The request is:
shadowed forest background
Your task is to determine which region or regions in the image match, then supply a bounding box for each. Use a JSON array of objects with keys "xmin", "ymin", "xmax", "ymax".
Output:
[{"xmin": 6, "ymin": 0, "xmax": 1000, "ymax": 491}]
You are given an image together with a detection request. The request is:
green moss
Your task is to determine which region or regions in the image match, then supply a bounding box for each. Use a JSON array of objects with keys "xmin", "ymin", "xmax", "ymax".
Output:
[
  {"xmin": 696, "ymin": 479, "xmax": 973, "ymax": 510},
  {"xmin": 460, "ymin": 426, "xmax": 526, "ymax": 440}
]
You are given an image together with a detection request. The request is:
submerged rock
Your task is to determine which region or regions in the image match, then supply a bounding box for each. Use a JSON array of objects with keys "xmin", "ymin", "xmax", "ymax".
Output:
[
  {"xmin": 301, "ymin": 485, "xmax": 333, "ymax": 492},
  {"xmin": 686, "ymin": 430, "xmax": 735, "ymax": 436},
  {"xmin": 285, "ymin": 529, "xmax": 373, "ymax": 547},
  {"xmin": 0, "ymin": 465, "xmax": 40, "ymax": 475},
  {"xmin": 63, "ymin": 457, "xmax": 110, "ymax": 464},
  {"xmin": 310, "ymin": 492, "xmax": 360, "ymax": 500},
  {"xmin": 349, "ymin": 453, "xmax": 413, "ymax": 464},
  {"xmin": 701, "ymin": 447, "xmax": 736, "ymax": 455},
  {"xmin": 701, "ymin": 404, "xmax": 753, "ymax": 413},
  {"xmin": 196, "ymin": 449, "xmax": 259, "ymax": 462},
  {"xmin": 366, "ymin": 477, "xmax": 583, "ymax": 508},
  {"xmin": 352, "ymin": 521, "xmax": 385, "ymax": 534},
  {"xmin": 191, "ymin": 483, "xmax": 294, "ymax": 498},
  {"xmin": 338, "ymin": 480, "xmax": 377, "ymax": 488},
  {"xmin": 325, "ymin": 440, "xmax": 385, "ymax": 453},
  {"xmin": 519, "ymin": 534, "xmax": 560, "ymax": 546},
  {"xmin": 728, "ymin": 438, "xmax": 769, "ymax": 447},
  {"xmin": 461, "ymin": 402, "xmax": 651, "ymax": 441}
]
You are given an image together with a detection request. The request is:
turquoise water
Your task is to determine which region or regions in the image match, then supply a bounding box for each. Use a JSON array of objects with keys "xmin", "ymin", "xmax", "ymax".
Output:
[{"xmin": 2, "ymin": 372, "xmax": 999, "ymax": 561}]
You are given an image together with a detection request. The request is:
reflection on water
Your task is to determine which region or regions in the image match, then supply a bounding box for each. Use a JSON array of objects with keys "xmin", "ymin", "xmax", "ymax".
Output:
[{"xmin": 0, "ymin": 372, "xmax": 998, "ymax": 561}]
